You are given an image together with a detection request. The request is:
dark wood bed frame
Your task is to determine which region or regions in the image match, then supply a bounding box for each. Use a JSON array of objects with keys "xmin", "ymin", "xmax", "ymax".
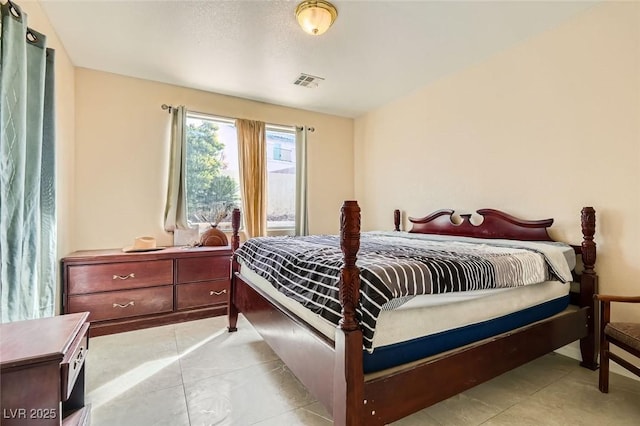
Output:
[{"xmin": 227, "ymin": 201, "xmax": 598, "ymax": 425}]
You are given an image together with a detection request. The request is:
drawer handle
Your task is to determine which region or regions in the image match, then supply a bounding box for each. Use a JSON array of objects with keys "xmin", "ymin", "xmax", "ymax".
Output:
[
  {"xmin": 73, "ymin": 347, "xmax": 85, "ymax": 369},
  {"xmin": 210, "ymin": 289, "xmax": 227, "ymax": 296},
  {"xmin": 113, "ymin": 273, "xmax": 135, "ymax": 280},
  {"xmin": 113, "ymin": 301, "xmax": 135, "ymax": 308}
]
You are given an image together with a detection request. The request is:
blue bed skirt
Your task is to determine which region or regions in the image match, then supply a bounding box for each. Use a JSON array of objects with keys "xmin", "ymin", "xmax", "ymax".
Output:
[{"xmin": 363, "ymin": 295, "xmax": 570, "ymax": 374}]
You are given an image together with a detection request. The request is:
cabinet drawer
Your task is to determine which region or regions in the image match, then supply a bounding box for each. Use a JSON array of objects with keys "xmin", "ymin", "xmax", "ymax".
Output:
[
  {"xmin": 68, "ymin": 286, "xmax": 173, "ymax": 322},
  {"xmin": 176, "ymin": 256, "xmax": 229, "ymax": 283},
  {"xmin": 68, "ymin": 260, "xmax": 173, "ymax": 294},
  {"xmin": 176, "ymin": 280, "xmax": 229, "ymax": 310},
  {"xmin": 61, "ymin": 322, "xmax": 89, "ymax": 401}
]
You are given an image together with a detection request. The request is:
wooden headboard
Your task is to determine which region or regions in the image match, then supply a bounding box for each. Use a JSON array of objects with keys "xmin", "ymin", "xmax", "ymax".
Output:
[
  {"xmin": 394, "ymin": 208, "xmax": 555, "ymax": 241},
  {"xmin": 393, "ymin": 207, "xmax": 596, "ymax": 262}
]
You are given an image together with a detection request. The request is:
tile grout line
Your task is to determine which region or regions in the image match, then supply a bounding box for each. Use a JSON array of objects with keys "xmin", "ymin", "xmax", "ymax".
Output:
[
  {"xmin": 479, "ymin": 365, "xmax": 578, "ymax": 425},
  {"xmin": 174, "ymin": 327, "xmax": 193, "ymax": 426},
  {"xmin": 300, "ymin": 402, "xmax": 333, "ymax": 422},
  {"xmin": 473, "ymin": 358, "xmax": 578, "ymax": 425}
]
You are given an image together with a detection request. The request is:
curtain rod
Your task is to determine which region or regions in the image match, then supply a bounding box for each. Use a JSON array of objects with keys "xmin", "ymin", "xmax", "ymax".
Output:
[{"xmin": 161, "ymin": 104, "xmax": 315, "ymax": 132}]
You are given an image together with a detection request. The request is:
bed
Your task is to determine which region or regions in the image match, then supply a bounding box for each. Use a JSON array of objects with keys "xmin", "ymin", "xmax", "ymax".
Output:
[{"xmin": 226, "ymin": 201, "xmax": 598, "ymax": 425}]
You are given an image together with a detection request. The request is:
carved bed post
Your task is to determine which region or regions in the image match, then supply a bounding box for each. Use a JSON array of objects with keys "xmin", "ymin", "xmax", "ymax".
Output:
[
  {"xmin": 228, "ymin": 208, "xmax": 241, "ymax": 332},
  {"xmin": 579, "ymin": 206, "xmax": 598, "ymax": 369},
  {"xmin": 339, "ymin": 201, "xmax": 361, "ymax": 332},
  {"xmin": 394, "ymin": 209, "xmax": 401, "ymax": 232},
  {"xmin": 334, "ymin": 201, "xmax": 364, "ymax": 426}
]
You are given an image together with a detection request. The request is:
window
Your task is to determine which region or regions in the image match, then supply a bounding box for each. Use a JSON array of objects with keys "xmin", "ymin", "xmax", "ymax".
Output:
[
  {"xmin": 185, "ymin": 113, "xmax": 297, "ymax": 231},
  {"xmin": 185, "ymin": 114, "xmax": 239, "ymax": 230},
  {"xmin": 265, "ymin": 126, "xmax": 296, "ymax": 229}
]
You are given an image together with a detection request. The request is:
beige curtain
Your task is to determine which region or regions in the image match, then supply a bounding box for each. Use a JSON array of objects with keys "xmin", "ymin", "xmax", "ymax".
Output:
[
  {"xmin": 236, "ymin": 119, "xmax": 267, "ymax": 237},
  {"xmin": 163, "ymin": 106, "xmax": 189, "ymax": 231}
]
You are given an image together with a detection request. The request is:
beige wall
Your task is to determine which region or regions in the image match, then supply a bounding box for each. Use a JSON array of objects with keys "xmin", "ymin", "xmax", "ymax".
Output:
[
  {"xmin": 73, "ymin": 69, "xmax": 353, "ymax": 251},
  {"xmin": 355, "ymin": 2, "xmax": 639, "ymax": 333},
  {"xmin": 20, "ymin": 1, "xmax": 76, "ymax": 312}
]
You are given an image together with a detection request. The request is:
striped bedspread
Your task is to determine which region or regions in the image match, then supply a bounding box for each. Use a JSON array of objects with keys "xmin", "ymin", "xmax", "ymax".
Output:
[{"xmin": 235, "ymin": 231, "xmax": 574, "ymax": 351}]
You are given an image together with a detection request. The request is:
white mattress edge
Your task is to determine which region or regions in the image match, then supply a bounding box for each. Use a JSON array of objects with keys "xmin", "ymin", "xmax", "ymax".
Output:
[{"xmin": 238, "ymin": 263, "xmax": 569, "ymax": 350}]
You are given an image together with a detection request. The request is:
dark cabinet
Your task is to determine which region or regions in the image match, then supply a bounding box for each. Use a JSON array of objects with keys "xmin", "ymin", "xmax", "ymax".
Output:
[
  {"xmin": 62, "ymin": 246, "xmax": 231, "ymax": 336},
  {"xmin": 1, "ymin": 312, "xmax": 91, "ymax": 426}
]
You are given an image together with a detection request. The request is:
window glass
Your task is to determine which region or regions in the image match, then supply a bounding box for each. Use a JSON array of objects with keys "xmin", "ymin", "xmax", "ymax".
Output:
[
  {"xmin": 266, "ymin": 126, "xmax": 296, "ymax": 229},
  {"xmin": 185, "ymin": 115, "xmax": 240, "ymax": 230}
]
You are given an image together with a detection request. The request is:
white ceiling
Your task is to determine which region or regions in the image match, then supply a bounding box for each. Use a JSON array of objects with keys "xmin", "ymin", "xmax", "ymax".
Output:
[{"xmin": 39, "ymin": 0, "xmax": 597, "ymax": 118}]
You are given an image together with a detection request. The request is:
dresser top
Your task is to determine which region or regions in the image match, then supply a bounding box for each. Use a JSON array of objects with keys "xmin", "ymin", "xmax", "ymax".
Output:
[
  {"xmin": 62, "ymin": 245, "xmax": 232, "ymax": 264},
  {"xmin": 0, "ymin": 312, "xmax": 89, "ymax": 369}
]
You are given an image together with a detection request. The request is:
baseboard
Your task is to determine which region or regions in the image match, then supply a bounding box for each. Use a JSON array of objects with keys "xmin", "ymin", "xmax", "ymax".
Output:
[{"xmin": 555, "ymin": 343, "xmax": 639, "ymax": 382}]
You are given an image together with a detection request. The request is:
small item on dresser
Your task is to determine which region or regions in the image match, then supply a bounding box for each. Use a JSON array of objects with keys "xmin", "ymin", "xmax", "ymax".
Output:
[
  {"xmin": 197, "ymin": 201, "xmax": 234, "ymax": 246},
  {"xmin": 199, "ymin": 225, "xmax": 228, "ymax": 246},
  {"xmin": 122, "ymin": 236, "xmax": 165, "ymax": 253}
]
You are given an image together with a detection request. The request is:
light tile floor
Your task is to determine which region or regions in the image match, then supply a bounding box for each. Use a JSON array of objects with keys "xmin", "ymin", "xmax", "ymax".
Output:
[{"xmin": 86, "ymin": 315, "xmax": 640, "ymax": 425}]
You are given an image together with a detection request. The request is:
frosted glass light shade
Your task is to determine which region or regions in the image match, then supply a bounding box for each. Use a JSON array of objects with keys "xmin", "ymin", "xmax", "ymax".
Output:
[{"xmin": 295, "ymin": 1, "xmax": 338, "ymax": 36}]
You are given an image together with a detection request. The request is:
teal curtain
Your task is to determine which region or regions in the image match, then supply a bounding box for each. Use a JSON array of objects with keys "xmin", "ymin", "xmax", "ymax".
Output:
[
  {"xmin": 163, "ymin": 105, "xmax": 189, "ymax": 231},
  {"xmin": 0, "ymin": 1, "xmax": 56, "ymax": 322},
  {"xmin": 295, "ymin": 126, "xmax": 308, "ymax": 236}
]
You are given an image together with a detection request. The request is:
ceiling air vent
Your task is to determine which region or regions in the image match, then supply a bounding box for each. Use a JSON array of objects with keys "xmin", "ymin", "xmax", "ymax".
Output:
[{"xmin": 294, "ymin": 73, "xmax": 324, "ymax": 89}]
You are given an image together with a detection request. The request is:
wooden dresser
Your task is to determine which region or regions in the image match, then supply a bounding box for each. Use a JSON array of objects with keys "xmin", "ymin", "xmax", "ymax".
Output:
[
  {"xmin": 1, "ymin": 312, "xmax": 90, "ymax": 426},
  {"xmin": 61, "ymin": 246, "xmax": 231, "ymax": 336}
]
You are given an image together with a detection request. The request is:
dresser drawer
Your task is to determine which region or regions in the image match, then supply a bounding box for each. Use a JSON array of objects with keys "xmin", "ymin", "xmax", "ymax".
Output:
[
  {"xmin": 68, "ymin": 286, "xmax": 174, "ymax": 322},
  {"xmin": 176, "ymin": 256, "xmax": 229, "ymax": 283},
  {"xmin": 176, "ymin": 280, "xmax": 229, "ymax": 310},
  {"xmin": 61, "ymin": 322, "xmax": 89, "ymax": 401},
  {"xmin": 68, "ymin": 259, "xmax": 173, "ymax": 294}
]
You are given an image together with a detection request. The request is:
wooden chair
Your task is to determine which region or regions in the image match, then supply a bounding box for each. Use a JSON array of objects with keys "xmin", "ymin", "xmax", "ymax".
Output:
[{"xmin": 595, "ymin": 294, "xmax": 640, "ymax": 392}]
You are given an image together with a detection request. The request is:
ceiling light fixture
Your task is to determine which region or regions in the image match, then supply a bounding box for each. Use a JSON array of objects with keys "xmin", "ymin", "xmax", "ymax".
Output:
[{"xmin": 295, "ymin": 0, "xmax": 338, "ymax": 36}]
